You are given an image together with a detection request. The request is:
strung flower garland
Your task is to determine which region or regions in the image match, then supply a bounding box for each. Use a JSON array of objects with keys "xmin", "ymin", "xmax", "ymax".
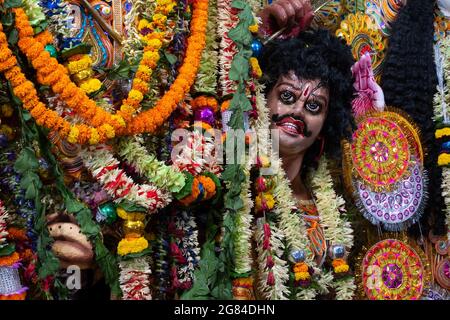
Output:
[
  {"xmin": 233, "ymin": 162, "xmax": 254, "ymax": 275},
  {"xmin": 13, "ymin": 3, "xmax": 170, "ymax": 129},
  {"xmin": 254, "ymin": 217, "xmax": 290, "ymax": 300},
  {"xmin": 80, "ymin": 145, "xmax": 170, "ymax": 213},
  {"xmin": 217, "ymin": 0, "xmax": 239, "ymax": 95},
  {"xmin": 193, "ymin": 0, "xmax": 219, "ymax": 94},
  {"xmin": 117, "ymin": 137, "xmax": 186, "ymax": 193},
  {"xmin": 122, "ymin": 0, "xmax": 148, "ymax": 61},
  {"xmin": 119, "ymin": 256, "xmax": 152, "ymax": 300},
  {"xmin": 308, "ymin": 158, "xmax": 356, "ymax": 300},
  {"xmin": 172, "ymin": 129, "xmax": 221, "ymax": 176},
  {"xmin": 169, "ymin": 211, "xmax": 200, "ymax": 291},
  {"xmin": 0, "ymin": 23, "xmax": 107, "ymax": 144},
  {"xmin": 39, "ymin": 0, "xmax": 73, "ymax": 46},
  {"xmin": 433, "ymin": 35, "xmax": 450, "ymax": 240},
  {"xmin": 0, "ymin": 200, "xmax": 28, "ymax": 300},
  {"xmin": 0, "ymin": 0, "xmax": 208, "ymax": 144},
  {"xmin": 125, "ymin": 0, "xmax": 208, "ymax": 136}
]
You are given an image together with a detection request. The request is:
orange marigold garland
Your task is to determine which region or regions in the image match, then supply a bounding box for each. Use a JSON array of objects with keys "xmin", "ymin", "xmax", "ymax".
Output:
[
  {"xmin": 0, "ymin": 22, "xmax": 112, "ymax": 144},
  {"xmin": 124, "ymin": 0, "xmax": 209, "ymax": 135},
  {"xmin": 9, "ymin": 0, "xmax": 208, "ymax": 140}
]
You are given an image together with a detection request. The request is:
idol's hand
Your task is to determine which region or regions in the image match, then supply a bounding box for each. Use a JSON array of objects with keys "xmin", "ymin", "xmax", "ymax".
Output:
[
  {"xmin": 351, "ymin": 52, "xmax": 385, "ymax": 112},
  {"xmin": 47, "ymin": 212, "xmax": 94, "ymax": 270},
  {"xmin": 258, "ymin": 0, "xmax": 314, "ymax": 39}
]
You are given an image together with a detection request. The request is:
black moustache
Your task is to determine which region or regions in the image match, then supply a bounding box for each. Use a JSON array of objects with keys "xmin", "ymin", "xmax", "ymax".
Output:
[{"xmin": 271, "ymin": 113, "xmax": 312, "ymax": 137}]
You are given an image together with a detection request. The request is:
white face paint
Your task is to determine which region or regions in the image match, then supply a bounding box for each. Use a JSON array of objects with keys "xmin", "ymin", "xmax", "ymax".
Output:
[{"xmin": 438, "ymin": 0, "xmax": 450, "ymax": 17}]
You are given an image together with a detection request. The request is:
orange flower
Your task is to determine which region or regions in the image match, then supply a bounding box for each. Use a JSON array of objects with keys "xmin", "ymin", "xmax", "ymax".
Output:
[
  {"xmin": 0, "ymin": 252, "xmax": 20, "ymax": 267},
  {"xmin": 332, "ymin": 258, "xmax": 346, "ymax": 268},
  {"xmin": 7, "ymin": 227, "xmax": 27, "ymax": 241},
  {"xmin": 197, "ymin": 175, "xmax": 216, "ymax": 200},
  {"xmin": 0, "ymin": 291, "xmax": 27, "ymax": 300}
]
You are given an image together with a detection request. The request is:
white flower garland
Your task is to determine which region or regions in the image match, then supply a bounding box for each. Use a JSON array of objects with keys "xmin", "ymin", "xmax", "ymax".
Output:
[
  {"xmin": 433, "ymin": 36, "xmax": 450, "ymax": 240},
  {"xmin": 309, "ymin": 158, "xmax": 354, "ymax": 247},
  {"xmin": 443, "ymin": 168, "xmax": 450, "ymax": 240},
  {"xmin": 80, "ymin": 145, "xmax": 170, "ymax": 212},
  {"xmin": 117, "ymin": 136, "xmax": 185, "ymax": 194},
  {"xmin": 254, "ymin": 217, "xmax": 290, "ymax": 300},
  {"xmin": 308, "ymin": 157, "xmax": 356, "ymax": 300},
  {"xmin": 217, "ymin": 0, "xmax": 238, "ymax": 95},
  {"xmin": 0, "ymin": 200, "xmax": 9, "ymax": 248},
  {"xmin": 194, "ymin": 0, "xmax": 219, "ymax": 94},
  {"xmin": 119, "ymin": 256, "xmax": 152, "ymax": 300},
  {"xmin": 172, "ymin": 130, "xmax": 222, "ymax": 176},
  {"xmin": 122, "ymin": 0, "xmax": 148, "ymax": 61},
  {"xmin": 40, "ymin": 0, "xmax": 74, "ymax": 40},
  {"xmin": 174, "ymin": 211, "xmax": 200, "ymax": 287},
  {"xmin": 233, "ymin": 161, "xmax": 254, "ymax": 274}
]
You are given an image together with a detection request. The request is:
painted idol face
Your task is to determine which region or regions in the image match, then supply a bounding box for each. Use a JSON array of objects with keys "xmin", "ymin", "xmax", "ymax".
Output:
[{"xmin": 267, "ymin": 71, "xmax": 329, "ymax": 157}]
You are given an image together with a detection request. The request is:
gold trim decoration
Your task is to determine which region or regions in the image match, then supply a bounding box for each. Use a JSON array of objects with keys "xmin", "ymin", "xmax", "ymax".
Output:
[{"xmin": 336, "ymin": 13, "xmax": 387, "ymax": 81}]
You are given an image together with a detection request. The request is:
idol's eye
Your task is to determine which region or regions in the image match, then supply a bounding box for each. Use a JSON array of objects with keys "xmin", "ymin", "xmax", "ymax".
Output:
[
  {"xmin": 279, "ymin": 90, "xmax": 296, "ymax": 105},
  {"xmin": 305, "ymin": 100, "xmax": 322, "ymax": 114}
]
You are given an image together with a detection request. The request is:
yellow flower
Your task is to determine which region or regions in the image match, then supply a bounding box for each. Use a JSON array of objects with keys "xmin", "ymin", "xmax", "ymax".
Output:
[
  {"xmin": 334, "ymin": 264, "xmax": 350, "ymax": 274},
  {"xmin": 438, "ymin": 153, "xmax": 450, "ymax": 166},
  {"xmin": 116, "ymin": 207, "xmax": 145, "ymax": 221},
  {"xmin": 255, "ymin": 193, "xmax": 275, "ymax": 211},
  {"xmin": 248, "ymin": 24, "xmax": 259, "ymax": 33},
  {"xmin": 80, "ymin": 78, "xmax": 102, "ymax": 94},
  {"xmin": 117, "ymin": 236, "xmax": 149, "ymax": 256},
  {"xmin": 111, "ymin": 115, "xmax": 126, "ymax": 128},
  {"xmin": 137, "ymin": 19, "xmax": 150, "ymax": 31},
  {"xmin": 89, "ymin": 128, "xmax": 100, "ymax": 145},
  {"xmin": 67, "ymin": 126, "xmax": 80, "ymax": 144},
  {"xmin": 128, "ymin": 89, "xmax": 144, "ymax": 102},
  {"xmin": 67, "ymin": 55, "xmax": 92, "ymax": 74},
  {"xmin": 143, "ymin": 50, "xmax": 160, "ymax": 63},
  {"xmin": 146, "ymin": 39, "xmax": 163, "ymax": 51},
  {"xmin": 249, "ymin": 57, "xmax": 262, "ymax": 78},
  {"xmin": 295, "ymin": 272, "xmax": 310, "ymax": 281},
  {"xmin": 153, "ymin": 13, "xmax": 167, "ymax": 25},
  {"xmin": 435, "ymin": 127, "xmax": 450, "ymax": 139}
]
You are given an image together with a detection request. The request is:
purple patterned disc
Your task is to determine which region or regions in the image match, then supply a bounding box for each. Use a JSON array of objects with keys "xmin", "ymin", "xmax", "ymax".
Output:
[
  {"xmin": 355, "ymin": 160, "xmax": 426, "ymax": 231},
  {"xmin": 382, "ymin": 263, "xmax": 403, "ymax": 289}
]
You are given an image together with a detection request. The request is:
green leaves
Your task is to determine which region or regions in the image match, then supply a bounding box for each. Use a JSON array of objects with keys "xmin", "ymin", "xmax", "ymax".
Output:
[
  {"xmin": 174, "ymin": 172, "xmax": 194, "ymax": 200},
  {"xmin": 7, "ymin": 28, "xmax": 18, "ymax": 46},
  {"xmin": 20, "ymin": 171, "xmax": 42, "ymax": 200},
  {"xmin": 0, "ymin": 243, "xmax": 16, "ymax": 257},
  {"xmin": 3, "ymin": 0, "xmax": 23, "ymax": 9},
  {"xmin": 163, "ymin": 50, "xmax": 177, "ymax": 65},
  {"xmin": 180, "ymin": 213, "xmax": 232, "ymax": 300},
  {"xmin": 1, "ymin": 11, "xmax": 13, "ymax": 27},
  {"xmin": 117, "ymin": 199, "xmax": 147, "ymax": 213},
  {"xmin": 95, "ymin": 238, "xmax": 121, "ymax": 297},
  {"xmin": 104, "ymin": 58, "xmax": 139, "ymax": 81},
  {"xmin": 75, "ymin": 207, "xmax": 101, "ymax": 237}
]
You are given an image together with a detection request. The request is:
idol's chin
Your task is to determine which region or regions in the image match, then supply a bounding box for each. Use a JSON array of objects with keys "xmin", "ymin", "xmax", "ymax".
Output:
[{"xmin": 276, "ymin": 129, "xmax": 312, "ymax": 156}]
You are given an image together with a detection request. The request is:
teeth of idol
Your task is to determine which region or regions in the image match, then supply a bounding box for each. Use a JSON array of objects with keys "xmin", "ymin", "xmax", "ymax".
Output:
[{"xmin": 280, "ymin": 122, "xmax": 299, "ymax": 134}]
